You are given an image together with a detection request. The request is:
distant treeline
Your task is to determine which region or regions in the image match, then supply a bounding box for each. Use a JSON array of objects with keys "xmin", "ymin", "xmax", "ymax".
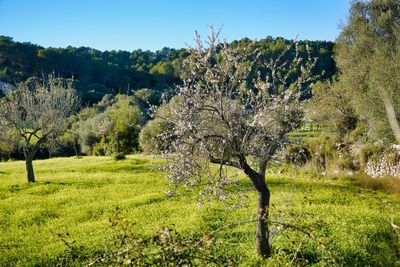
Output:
[{"xmin": 0, "ymin": 35, "xmax": 336, "ymax": 104}]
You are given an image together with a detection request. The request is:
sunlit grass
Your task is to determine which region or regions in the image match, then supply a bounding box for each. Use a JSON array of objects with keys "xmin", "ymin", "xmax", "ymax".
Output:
[{"xmin": 0, "ymin": 156, "xmax": 399, "ymax": 266}]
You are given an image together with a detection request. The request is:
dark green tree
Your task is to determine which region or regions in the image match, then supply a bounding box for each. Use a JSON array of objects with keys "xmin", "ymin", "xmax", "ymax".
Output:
[
  {"xmin": 335, "ymin": 0, "xmax": 400, "ymax": 143},
  {"xmin": 307, "ymin": 80, "xmax": 358, "ymax": 138}
]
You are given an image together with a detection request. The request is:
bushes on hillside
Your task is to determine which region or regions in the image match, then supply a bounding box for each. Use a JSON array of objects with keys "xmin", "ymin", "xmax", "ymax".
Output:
[
  {"xmin": 285, "ymin": 145, "xmax": 311, "ymax": 166},
  {"xmin": 139, "ymin": 96, "xmax": 182, "ymax": 153},
  {"xmin": 73, "ymin": 94, "xmax": 145, "ymax": 156},
  {"xmin": 0, "ymin": 93, "xmax": 148, "ymax": 160},
  {"xmin": 284, "ymin": 134, "xmax": 357, "ymax": 174}
]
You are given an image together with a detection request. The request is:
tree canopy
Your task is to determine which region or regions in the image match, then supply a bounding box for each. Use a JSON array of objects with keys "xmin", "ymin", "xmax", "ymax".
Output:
[
  {"xmin": 335, "ymin": 0, "xmax": 400, "ymax": 143},
  {"xmin": 152, "ymin": 28, "xmax": 317, "ymax": 257}
]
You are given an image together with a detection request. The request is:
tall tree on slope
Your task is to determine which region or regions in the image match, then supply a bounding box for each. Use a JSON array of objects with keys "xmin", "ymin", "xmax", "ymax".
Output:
[{"xmin": 335, "ymin": 0, "xmax": 400, "ymax": 143}]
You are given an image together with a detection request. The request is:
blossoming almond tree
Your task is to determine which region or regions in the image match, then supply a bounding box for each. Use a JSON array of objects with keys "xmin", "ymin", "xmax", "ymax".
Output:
[
  {"xmin": 0, "ymin": 76, "xmax": 79, "ymax": 182},
  {"xmin": 159, "ymin": 27, "xmax": 316, "ymax": 257}
]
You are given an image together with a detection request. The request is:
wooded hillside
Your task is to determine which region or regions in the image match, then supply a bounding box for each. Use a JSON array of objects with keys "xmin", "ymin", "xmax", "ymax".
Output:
[{"xmin": 0, "ymin": 36, "xmax": 335, "ymax": 103}]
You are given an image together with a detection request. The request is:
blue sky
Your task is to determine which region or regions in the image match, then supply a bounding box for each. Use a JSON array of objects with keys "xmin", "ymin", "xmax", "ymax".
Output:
[{"xmin": 0, "ymin": 0, "xmax": 351, "ymax": 51}]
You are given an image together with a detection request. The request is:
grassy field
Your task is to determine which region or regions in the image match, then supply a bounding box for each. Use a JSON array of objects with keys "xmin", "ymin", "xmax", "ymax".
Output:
[{"xmin": 0, "ymin": 156, "xmax": 400, "ymax": 266}]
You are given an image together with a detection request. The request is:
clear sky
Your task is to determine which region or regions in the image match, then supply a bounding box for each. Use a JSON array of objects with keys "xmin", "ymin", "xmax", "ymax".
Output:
[{"xmin": 0, "ymin": 0, "xmax": 351, "ymax": 52}]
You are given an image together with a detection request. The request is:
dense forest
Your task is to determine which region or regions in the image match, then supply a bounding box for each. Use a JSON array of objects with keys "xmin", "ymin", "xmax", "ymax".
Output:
[{"xmin": 0, "ymin": 35, "xmax": 335, "ymax": 103}]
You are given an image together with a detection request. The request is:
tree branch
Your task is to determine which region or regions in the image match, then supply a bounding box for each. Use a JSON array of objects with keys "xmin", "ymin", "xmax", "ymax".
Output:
[{"xmin": 209, "ymin": 157, "xmax": 241, "ymax": 169}]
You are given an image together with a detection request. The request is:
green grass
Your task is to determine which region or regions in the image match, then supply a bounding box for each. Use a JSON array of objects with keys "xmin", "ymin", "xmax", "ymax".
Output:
[
  {"xmin": 288, "ymin": 123, "xmax": 321, "ymax": 141},
  {"xmin": 0, "ymin": 156, "xmax": 400, "ymax": 266}
]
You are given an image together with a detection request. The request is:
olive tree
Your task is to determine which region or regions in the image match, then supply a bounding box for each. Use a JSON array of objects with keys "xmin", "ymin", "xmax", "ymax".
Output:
[
  {"xmin": 158, "ymin": 28, "xmax": 316, "ymax": 257},
  {"xmin": 335, "ymin": 0, "xmax": 400, "ymax": 143},
  {"xmin": 0, "ymin": 77, "xmax": 79, "ymax": 182}
]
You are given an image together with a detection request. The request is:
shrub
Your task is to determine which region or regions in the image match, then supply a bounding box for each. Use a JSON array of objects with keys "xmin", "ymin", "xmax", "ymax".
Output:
[
  {"xmin": 308, "ymin": 135, "xmax": 336, "ymax": 168},
  {"xmin": 113, "ymin": 152, "xmax": 126, "ymax": 161},
  {"xmin": 285, "ymin": 144, "xmax": 312, "ymax": 166},
  {"xmin": 93, "ymin": 137, "xmax": 115, "ymax": 156},
  {"xmin": 292, "ymin": 134, "xmax": 358, "ymax": 174},
  {"xmin": 335, "ymin": 154, "xmax": 355, "ymax": 171},
  {"xmin": 139, "ymin": 96, "xmax": 182, "ymax": 153},
  {"xmin": 359, "ymin": 144, "xmax": 386, "ymax": 167}
]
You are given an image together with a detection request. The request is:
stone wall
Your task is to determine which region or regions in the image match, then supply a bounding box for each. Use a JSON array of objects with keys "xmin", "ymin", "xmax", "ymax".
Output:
[{"xmin": 364, "ymin": 145, "xmax": 400, "ymax": 178}]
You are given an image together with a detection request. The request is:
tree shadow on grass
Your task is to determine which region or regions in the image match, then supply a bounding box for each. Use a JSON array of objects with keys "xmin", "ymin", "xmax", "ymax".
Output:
[
  {"xmin": 130, "ymin": 195, "xmax": 169, "ymax": 208},
  {"xmin": 237, "ymin": 175, "xmax": 367, "ymax": 198},
  {"xmin": 267, "ymin": 176, "xmax": 375, "ymax": 195},
  {"xmin": 37, "ymin": 157, "xmax": 152, "ymax": 175},
  {"xmin": 333, "ymin": 224, "xmax": 400, "ymax": 266},
  {"xmin": 66, "ymin": 163, "xmax": 151, "ymax": 174},
  {"xmin": 7, "ymin": 183, "xmax": 35, "ymax": 193}
]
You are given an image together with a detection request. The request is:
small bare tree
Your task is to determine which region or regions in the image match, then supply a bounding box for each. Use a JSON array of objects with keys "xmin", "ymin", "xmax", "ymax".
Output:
[
  {"xmin": 159, "ymin": 27, "xmax": 316, "ymax": 257},
  {"xmin": 0, "ymin": 76, "xmax": 79, "ymax": 182}
]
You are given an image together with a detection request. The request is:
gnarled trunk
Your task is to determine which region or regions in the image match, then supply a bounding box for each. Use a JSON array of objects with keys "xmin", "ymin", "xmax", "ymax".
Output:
[
  {"xmin": 240, "ymin": 157, "xmax": 272, "ymax": 257},
  {"xmin": 73, "ymin": 137, "xmax": 80, "ymax": 157},
  {"xmin": 25, "ymin": 157, "xmax": 35, "ymax": 183},
  {"xmin": 23, "ymin": 144, "xmax": 40, "ymax": 183},
  {"xmin": 256, "ymin": 188, "xmax": 271, "ymax": 257}
]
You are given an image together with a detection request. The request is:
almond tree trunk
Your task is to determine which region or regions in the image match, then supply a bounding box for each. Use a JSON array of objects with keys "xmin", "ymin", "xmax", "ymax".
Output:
[
  {"xmin": 25, "ymin": 157, "xmax": 35, "ymax": 183},
  {"xmin": 242, "ymin": 160, "xmax": 272, "ymax": 258},
  {"xmin": 23, "ymin": 143, "xmax": 40, "ymax": 183},
  {"xmin": 256, "ymin": 188, "xmax": 271, "ymax": 257},
  {"xmin": 73, "ymin": 136, "xmax": 80, "ymax": 157}
]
